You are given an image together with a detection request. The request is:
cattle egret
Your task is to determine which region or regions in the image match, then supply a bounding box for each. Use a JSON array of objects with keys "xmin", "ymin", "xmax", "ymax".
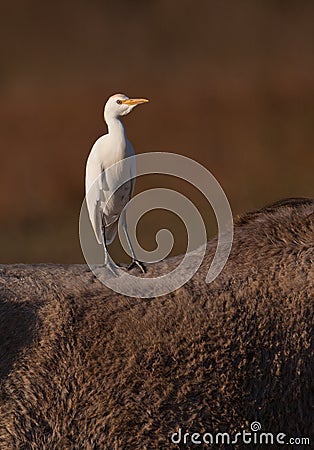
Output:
[{"xmin": 85, "ymin": 93, "xmax": 149, "ymax": 274}]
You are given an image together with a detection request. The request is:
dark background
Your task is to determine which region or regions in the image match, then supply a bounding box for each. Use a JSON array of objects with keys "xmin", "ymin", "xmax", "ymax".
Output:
[{"xmin": 0, "ymin": 0, "xmax": 313, "ymax": 263}]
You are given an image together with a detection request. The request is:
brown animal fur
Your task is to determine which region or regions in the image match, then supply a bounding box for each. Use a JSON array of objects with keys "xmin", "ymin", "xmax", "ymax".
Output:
[{"xmin": 0, "ymin": 198, "xmax": 313, "ymax": 449}]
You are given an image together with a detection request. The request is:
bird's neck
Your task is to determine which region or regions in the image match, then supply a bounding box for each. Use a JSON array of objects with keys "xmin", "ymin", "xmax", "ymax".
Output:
[{"xmin": 105, "ymin": 116, "xmax": 127, "ymax": 141}]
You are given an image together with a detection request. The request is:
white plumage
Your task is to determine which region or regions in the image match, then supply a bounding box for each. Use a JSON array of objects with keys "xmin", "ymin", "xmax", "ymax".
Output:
[{"xmin": 85, "ymin": 93, "xmax": 149, "ymax": 273}]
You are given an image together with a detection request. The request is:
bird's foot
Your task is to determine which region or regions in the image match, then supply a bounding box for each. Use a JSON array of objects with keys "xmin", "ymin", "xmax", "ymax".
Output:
[
  {"xmin": 104, "ymin": 259, "xmax": 121, "ymax": 276},
  {"xmin": 128, "ymin": 259, "xmax": 146, "ymax": 273}
]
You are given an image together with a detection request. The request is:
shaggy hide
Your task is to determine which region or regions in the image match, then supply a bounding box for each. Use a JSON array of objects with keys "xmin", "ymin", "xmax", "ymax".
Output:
[{"xmin": 0, "ymin": 198, "xmax": 313, "ymax": 449}]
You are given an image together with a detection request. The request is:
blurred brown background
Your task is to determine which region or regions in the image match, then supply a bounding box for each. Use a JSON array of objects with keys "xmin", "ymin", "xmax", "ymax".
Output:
[{"xmin": 0, "ymin": 0, "xmax": 313, "ymax": 264}]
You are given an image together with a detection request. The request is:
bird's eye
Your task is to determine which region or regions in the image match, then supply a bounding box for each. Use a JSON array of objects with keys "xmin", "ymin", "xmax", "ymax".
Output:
[{"xmin": 116, "ymin": 99, "xmax": 122, "ymax": 104}]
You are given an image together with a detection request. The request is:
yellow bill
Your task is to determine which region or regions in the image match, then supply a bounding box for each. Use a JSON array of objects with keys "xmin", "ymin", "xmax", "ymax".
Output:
[{"xmin": 121, "ymin": 98, "xmax": 149, "ymax": 106}]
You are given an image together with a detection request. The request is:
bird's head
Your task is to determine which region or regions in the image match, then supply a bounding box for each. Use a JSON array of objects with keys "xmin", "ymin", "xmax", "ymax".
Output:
[{"xmin": 104, "ymin": 93, "xmax": 149, "ymax": 120}]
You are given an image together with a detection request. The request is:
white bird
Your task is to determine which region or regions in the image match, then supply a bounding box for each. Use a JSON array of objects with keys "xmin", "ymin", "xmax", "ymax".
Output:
[{"xmin": 85, "ymin": 93, "xmax": 149, "ymax": 274}]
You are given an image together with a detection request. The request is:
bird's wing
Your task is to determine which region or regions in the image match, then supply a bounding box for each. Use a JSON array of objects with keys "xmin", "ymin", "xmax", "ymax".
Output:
[
  {"xmin": 102, "ymin": 141, "xmax": 135, "ymax": 215},
  {"xmin": 126, "ymin": 140, "xmax": 136, "ymax": 199},
  {"xmin": 129, "ymin": 147, "xmax": 136, "ymax": 199}
]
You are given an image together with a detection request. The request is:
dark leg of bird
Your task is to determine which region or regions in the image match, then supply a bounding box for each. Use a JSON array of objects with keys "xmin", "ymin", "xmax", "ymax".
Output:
[
  {"xmin": 102, "ymin": 224, "xmax": 109, "ymax": 265},
  {"xmin": 128, "ymin": 259, "xmax": 147, "ymax": 273},
  {"xmin": 101, "ymin": 219, "xmax": 119, "ymax": 275},
  {"xmin": 121, "ymin": 210, "xmax": 146, "ymax": 273}
]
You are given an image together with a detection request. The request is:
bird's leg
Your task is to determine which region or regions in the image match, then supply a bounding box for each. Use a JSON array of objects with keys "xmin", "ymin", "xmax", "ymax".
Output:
[
  {"xmin": 121, "ymin": 210, "xmax": 146, "ymax": 274},
  {"xmin": 100, "ymin": 214, "xmax": 119, "ymax": 276},
  {"xmin": 102, "ymin": 226, "xmax": 120, "ymax": 275}
]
